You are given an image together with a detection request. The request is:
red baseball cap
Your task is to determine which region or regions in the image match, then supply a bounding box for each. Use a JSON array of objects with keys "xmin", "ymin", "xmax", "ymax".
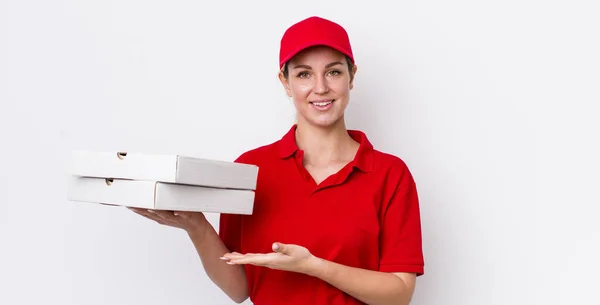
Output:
[{"xmin": 279, "ymin": 16, "xmax": 355, "ymax": 69}]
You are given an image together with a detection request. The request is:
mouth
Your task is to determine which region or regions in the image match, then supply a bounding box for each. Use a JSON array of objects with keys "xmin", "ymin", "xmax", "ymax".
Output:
[{"xmin": 310, "ymin": 99, "xmax": 335, "ymax": 110}]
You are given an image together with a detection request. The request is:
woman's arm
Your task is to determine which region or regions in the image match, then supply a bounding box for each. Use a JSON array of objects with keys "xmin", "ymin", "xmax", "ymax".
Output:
[
  {"xmin": 309, "ymin": 256, "xmax": 416, "ymax": 305},
  {"xmin": 223, "ymin": 242, "xmax": 416, "ymax": 305},
  {"xmin": 187, "ymin": 224, "xmax": 249, "ymax": 303}
]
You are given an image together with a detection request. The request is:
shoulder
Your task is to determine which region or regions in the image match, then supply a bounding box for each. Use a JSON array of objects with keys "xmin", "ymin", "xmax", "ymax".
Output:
[
  {"xmin": 350, "ymin": 127, "xmax": 416, "ymax": 186},
  {"xmin": 368, "ymin": 150, "xmax": 420, "ymax": 215},
  {"xmin": 372, "ymin": 149, "xmax": 409, "ymax": 169},
  {"xmin": 369, "ymin": 148, "xmax": 418, "ymax": 201},
  {"xmin": 234, "ymin": 125, "xmax": 298, "ymax": 165},
  {"xmin": 233, "ymin": 140, "xmax": 280, "ymax": 166},
  {"xmin": 372, "ymin": 149, "xmax": 413, "ymax": 178}
]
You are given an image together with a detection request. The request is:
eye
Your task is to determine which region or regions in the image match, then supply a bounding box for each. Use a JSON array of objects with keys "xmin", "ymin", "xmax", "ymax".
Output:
[
  {"xmin": 328, "ymin": 70, "xmax": 342, "ymax": 76},
  {"xmin": 296, "ymin": 71, "xmax": 310, "ymax": 78}
]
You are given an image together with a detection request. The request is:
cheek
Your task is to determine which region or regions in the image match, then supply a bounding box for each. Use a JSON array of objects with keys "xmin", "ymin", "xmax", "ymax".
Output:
[
  {"xmin": 290, "ymin": 82, "xmax": 312, "ymax": 97},
  {"xmin": 332, "ymin": 81, "xmax": 351, "ymax": 93}
]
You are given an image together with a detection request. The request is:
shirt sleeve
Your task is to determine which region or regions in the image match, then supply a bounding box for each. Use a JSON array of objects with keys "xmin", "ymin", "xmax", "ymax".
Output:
[
  {"xmin": 218, "ymin": 151, "xmax": 254, "ymax": 253},
  {"xmin": 378, "ymin": 163, "xmax": 425, "ymax": 276}
]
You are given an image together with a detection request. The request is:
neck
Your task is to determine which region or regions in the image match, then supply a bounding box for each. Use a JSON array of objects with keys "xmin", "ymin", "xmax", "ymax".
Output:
[{"xmin": 295, "ymin": 117, "xmax": 358, "ymax": 166}]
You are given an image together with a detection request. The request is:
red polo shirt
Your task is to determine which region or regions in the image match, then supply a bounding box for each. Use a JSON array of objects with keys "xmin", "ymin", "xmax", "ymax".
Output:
[{"xmin": 219, "ymin": 125, "xmax": 424, "ymax": 305}]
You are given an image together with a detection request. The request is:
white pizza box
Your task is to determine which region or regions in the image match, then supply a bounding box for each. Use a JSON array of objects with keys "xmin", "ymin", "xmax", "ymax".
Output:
[
  {"xmin": 67, "ymin": 176, "xmax": 255, "ymax": 214},
  {"xmin": 69, "ymin": 150, "xmax": 258, "ymax": 190}
]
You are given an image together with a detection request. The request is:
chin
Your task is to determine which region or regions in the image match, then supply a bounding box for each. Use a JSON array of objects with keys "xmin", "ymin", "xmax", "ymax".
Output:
[{"xmin": 303, "ymin": 115, "xmax": 344, "ymax": 129}]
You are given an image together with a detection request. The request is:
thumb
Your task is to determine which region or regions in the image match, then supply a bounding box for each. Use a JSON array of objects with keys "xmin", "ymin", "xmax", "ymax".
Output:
[{"xmin": 272, "ymin": 242, "xmax": 291, "ymax": 255}]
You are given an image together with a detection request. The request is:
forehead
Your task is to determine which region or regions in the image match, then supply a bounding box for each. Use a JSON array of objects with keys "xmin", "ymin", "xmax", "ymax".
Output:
[{"xmin": 289, "ymin": 45, "xmax": 346, "ymax": 65}]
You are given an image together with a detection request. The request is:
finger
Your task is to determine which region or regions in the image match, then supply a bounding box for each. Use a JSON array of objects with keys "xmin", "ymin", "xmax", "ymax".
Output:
[
  {"xmin": 149, "ymin": 210, "xmax": 177, "ymax": 222},
  {"xmin": 129, "ymin": 209, "xmax": 169, "ymax": 225},
  {"xmin": 221, "ymin": 252, "xmax": 258, "ymax": 263},
  {"xmin": 228, "ymin": 253, "xmax": 281, "ymax": 266},
  {"xmin": 227, "ymin": 255, "xmax": 266, "ymax": 266},
  {"xmin": 221, "ymin": 252, "xmax": 246, "ymax": 260},
  {"xmin": 173, "ymin": 211, "xmax": 188, "ymax": 219},
  {"xmin": 130, "ymin": 208, "xmax": 157, "ymax": 219},
  {"xmin": 272, "ymin": 242, "xmax": 291, "ymax": 255},
  {"xmin": 129, "ymin": 207, "xmax": 153, "ymax": 217}
]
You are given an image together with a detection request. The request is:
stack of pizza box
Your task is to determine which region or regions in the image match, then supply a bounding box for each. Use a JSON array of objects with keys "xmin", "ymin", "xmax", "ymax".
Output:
[{"xmin": 66, "ymin": 150, "xmax": 258, "ymax": 215}]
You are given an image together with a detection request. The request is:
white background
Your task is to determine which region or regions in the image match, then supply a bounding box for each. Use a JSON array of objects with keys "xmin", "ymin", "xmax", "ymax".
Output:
[{"xmin": 1, "ymin": 0, "xmax": 599, "ymax": 304}]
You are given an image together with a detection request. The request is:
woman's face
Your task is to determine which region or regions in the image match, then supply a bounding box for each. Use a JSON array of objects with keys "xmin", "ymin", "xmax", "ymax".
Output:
[{"xmin": 279, "ymin": 45, "xmax": 357, "ymax": 128}]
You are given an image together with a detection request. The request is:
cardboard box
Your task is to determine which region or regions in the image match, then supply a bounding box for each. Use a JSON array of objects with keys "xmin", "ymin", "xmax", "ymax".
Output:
[
  {"xmin": 67, "ymin": 176, "xmax": 255, "ymax": 214},
  {"xmin": 69, "ymin": 150, "xmax": 258, "ymax": 190}
]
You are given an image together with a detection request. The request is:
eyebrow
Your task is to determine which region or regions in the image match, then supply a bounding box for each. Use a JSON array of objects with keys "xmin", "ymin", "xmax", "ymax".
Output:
[{"xmin": 292, "ymin": 61, "xmax": 344, "ymax": 70}]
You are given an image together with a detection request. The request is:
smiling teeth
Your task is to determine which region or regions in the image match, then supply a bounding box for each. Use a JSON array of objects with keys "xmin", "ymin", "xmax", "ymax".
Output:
[{"xmin": 313, "ymin": 101, "xmax": 332, "ymax": 106}]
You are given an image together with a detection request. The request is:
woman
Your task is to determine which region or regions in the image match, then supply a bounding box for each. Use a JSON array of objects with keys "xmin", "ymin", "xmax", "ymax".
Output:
[{"xmin": 131, "ymin": 16, "xmax": 424, "ymax": 305}]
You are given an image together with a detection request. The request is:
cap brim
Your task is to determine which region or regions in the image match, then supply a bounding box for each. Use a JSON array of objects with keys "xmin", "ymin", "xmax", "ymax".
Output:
[{"xmin": 280, "ymin": 41, "xmax": 354, "ymax": 69}]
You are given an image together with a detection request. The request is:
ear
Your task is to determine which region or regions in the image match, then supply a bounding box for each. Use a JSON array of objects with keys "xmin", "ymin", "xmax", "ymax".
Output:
[
  {"xmin": 278, "ymin": 70, "xmax": 292, "ymax": 97},
  {"xmin": 349, "ymin": 65, "xmax": 358, "ymax": 90}
]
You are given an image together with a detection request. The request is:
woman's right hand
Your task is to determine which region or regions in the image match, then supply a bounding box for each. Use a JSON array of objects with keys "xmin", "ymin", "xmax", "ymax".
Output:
[{"xmin": 128, "ymin": 208, "xmax": 210, "ymax": 235}]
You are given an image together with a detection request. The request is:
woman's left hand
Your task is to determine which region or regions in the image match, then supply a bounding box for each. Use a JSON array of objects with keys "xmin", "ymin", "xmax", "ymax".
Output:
[{"xmin": 221, "ymin": 243, "xmax": 321, "ymax": 275}]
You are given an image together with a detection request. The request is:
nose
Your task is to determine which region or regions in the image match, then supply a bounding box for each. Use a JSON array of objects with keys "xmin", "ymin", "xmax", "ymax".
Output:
[{"xmin": 313, "ymin": 74, "xmax": 329, "ymax": 94}]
